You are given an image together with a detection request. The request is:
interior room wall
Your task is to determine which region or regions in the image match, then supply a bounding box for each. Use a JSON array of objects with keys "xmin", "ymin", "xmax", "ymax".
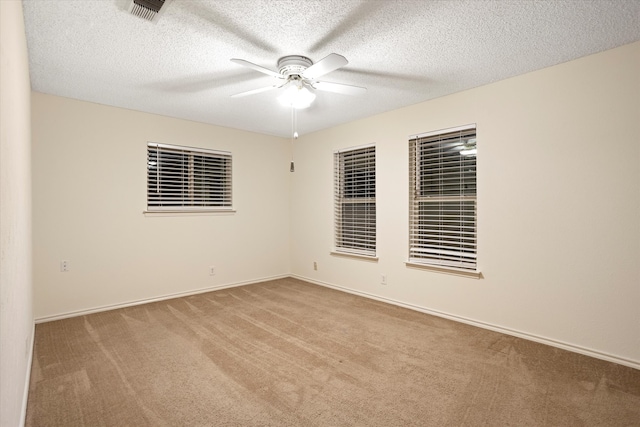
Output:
[
  {"xmin": 32, "ymin": 93, "xmax": 291, "ymax": 320},
  {"xmin": 0, "ymin": 1, "xmax": 34, "ymax": 425},
  {"xmin": 290, "ymin": 41, "xmax": 640, "ymax": 368}
]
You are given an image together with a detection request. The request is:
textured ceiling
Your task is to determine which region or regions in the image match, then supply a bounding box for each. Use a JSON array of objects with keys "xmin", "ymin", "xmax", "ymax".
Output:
[{"xmin": 22, "ymin": 0, "xmax": 640, "ymax": 138}]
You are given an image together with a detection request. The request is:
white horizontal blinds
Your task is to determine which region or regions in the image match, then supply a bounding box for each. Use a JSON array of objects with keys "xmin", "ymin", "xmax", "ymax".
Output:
[
  {"xmin": 147, "ymin": 143, "xmax": 232, "ymax": 210},
  {"xmin": 334, "ymin": 145, "xmax": 376, "ymax": 256},
  {"xmin": 409, "ymin": 126, "xmax": 477, "ymax": 270}
]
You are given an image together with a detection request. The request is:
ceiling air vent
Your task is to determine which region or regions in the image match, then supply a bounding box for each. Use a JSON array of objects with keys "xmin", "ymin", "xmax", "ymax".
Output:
[{"xmin": 127, "ymin": 0, "xmax": 171, "ymax": 23}]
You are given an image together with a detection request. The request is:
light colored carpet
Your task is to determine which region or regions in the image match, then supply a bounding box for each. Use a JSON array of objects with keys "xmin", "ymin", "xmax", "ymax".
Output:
[{"xmin": 26, "ymin": 278, "xmax": 640, "ymax": 426}]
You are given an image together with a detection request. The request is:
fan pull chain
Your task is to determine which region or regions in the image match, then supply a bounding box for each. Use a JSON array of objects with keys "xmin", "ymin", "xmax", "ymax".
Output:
[{"xmin": 290, "ymin": 106, "xmax": 298, "ymax": 172}]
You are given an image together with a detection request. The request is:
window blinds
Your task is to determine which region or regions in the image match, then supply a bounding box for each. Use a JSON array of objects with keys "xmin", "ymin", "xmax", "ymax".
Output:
[
  {"xmin": 409, "ymin": 125, "xmax": 477, "ymax": 270},
  {"xmin": 147, "ymin": 142, "xmax": 232, "ymax": 210},
  {"xmin": 334, "ymin": 145, "xmax": 376, "ymax": 256}
]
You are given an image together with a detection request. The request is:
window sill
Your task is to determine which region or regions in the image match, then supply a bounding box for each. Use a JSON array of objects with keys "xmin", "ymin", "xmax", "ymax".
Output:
[
  {"xmin": 405, "ymin": 261, "xmax": 482, "ymax": 279},
  {"xmin": 143, "ymin": 209, "xmax": 236, "ymax": 217},
  {"xmin": 331, "ymin": 251, "xmax": 379, "ymax": 262}
]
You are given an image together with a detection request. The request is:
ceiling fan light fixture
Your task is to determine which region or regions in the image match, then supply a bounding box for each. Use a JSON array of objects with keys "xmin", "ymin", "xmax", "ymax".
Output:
[
  {"xmin": 459, "ymin": 138, "xmax": 477, "ymax": 156},
  {"xmin": 278, "ymin": 85, "xmax": 316, "ymax": 109}
]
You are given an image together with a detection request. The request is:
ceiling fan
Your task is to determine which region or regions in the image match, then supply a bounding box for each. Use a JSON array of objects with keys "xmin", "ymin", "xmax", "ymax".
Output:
[{"xmin": 230, "ymin": 53, "xmax": 366, "ymax": 109}]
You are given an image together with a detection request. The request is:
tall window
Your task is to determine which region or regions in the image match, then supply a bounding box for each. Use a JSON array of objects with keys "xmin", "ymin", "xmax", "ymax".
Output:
[
  {"xmin": 409, "ymin": 125, "xmax": 477, "ymax": 271},
  {"xmin": 147, "ymin": 142, "xmax": 232, "ymax": 211},
  {"xmin": 334, "ymin": 145, "xmax": 376, "ymax": 256}
]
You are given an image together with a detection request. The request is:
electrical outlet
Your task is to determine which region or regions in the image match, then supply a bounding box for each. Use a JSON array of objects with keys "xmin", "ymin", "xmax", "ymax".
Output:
[
  {"xmin": 313, "ymin": 261, "xmax": 318, "ymax": 271},
  {"xmin": 381, "ymin": 274, "xmax": 387, "ymax": 285},
  {"xmin": 209, "ymin": 266, "xmax": 216, "ymax": 276},
  {"xmin": 60, "ymin": 260, "xmax": 70, "ymax": 272}
]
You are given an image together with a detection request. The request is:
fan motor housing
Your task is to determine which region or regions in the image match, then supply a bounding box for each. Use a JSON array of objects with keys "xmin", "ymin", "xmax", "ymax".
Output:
[{"xmin": 277, "ymin": 55, "xmax": 313, "ymax": 78}]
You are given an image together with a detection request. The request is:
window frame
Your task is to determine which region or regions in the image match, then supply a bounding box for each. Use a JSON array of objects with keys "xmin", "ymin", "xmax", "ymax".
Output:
[
  {"xmin": 146, "ymin": 142, "xmax": 233, "ymax": 213},
  {"xmin": 333, "ymin": 144, "xmax": 377, "ymax": 258},
  {"xmin": 407, "ymin": 124, "xmax": 479, "ymax": 277}
]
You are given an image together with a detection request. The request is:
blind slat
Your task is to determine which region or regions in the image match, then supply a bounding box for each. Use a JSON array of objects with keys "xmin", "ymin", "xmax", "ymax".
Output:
[
  {"xmin": 334, "ymin": 146, "xmax": 376, "ymax": 255},
  {"xmin": 147, "ymin": 142, "xmax": 232, "ymax": 210},
  {"xmin": 409, "ymin": 126, "xmax": 477, "ymax": 271}
]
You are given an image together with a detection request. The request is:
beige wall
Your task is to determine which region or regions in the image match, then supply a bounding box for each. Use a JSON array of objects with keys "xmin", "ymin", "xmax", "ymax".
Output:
[
  {"xmin": 0, "ymin": 1, "xmax": 34, "ymax": 425},
  {"xmin": 30, "ymin": 42, "xmax": 640, "ymax": 369},
  {"xmin": 32, "ymin": 94, "xmax": 291, "ymax": 319},
  {"xmin": 290, "ymin": 42, "xmax": 640, "ymax": 368}
]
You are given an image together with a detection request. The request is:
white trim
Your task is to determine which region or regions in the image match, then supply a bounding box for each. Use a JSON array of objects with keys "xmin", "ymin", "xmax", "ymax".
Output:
[
  {"xmin": 290, "ymin": 274, "xmax": 640, "ymax": 371},
  {"xmin": 20, "ymin": 323, "xmax": 35, "ymax": 427},
  {"xmin": 409, "ymin": 123, "xmax": 476, "ymax": 140},
  {"xmin": 34, "ymin": 274, "xmax": 288, "ymax": 324},
  {"xmin": 143, "ymin": 209, "xmax": 236, "ymax": 216},
  {"xmin": 147, "ymin": 141, "xmax": 231, "ymax": 157},
  {"xmin": 405, "ymin": 261, "xmax": 481, "ymax": 279},
  {"xmin": 33, "ymin": 273, "xmax": 640, "ymax": 370},
  {"xmin": 330, "ymin": 250, "xmax": 379, "ymax": 261},
  {"xmin": 333, "ymin": 142, "xmax": 375, "ymax": 154}
]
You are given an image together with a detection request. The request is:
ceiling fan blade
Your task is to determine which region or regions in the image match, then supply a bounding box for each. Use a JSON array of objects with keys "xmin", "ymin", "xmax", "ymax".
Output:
[
  {"xmin": 230, "ymin": 58, "xmax": 282, "ymax": 79},
  {"xmin": 230, "ymin": 85, "xmax": 279, "ymax": 98},
  {"xmin": 302, "ymin": 53, "xmax": 348, "ymax": 79},
  {"xmin": 231, "ymin": 79, "xmax": 290, "ymax": 98},
  {"xmin": 312, "ymin": 81, "xmax": 367, "ymax": 96}
]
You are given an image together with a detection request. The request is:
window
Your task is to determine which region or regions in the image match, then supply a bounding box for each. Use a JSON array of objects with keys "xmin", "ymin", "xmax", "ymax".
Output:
[
  {"xmin": 334, "ymin": 145, "xmax": 376, "ymax": 257},
  {"xmin": 409, "ymin": 125, "xmax": 477, "ymax": 271},
  {"xmin": 147, "ymin": 142, "xmax": 232, "ymax": 211}
]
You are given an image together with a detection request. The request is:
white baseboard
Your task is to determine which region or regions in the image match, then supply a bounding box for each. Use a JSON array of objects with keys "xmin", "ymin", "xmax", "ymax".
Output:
[
  {"xmin": 20, "ymin": 322, "xmax": 35, "ymax": 427},
  {"xmin": 35, "ymin": 274, "xmax": 289, "ymax": 324},
  {"xmin": 33, "ymin": 273, "xmax": 639, "ymax": 371},
  {"xmin": 292, "ymin": 274, "xmax": 640, "ymax": 371}
]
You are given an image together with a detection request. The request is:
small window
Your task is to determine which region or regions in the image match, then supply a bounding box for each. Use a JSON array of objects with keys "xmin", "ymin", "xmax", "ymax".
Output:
[
  {"xmin": 334, "ymin": 145, "xmax": 376, "ymax": 256},
  {"xmin": 409, "ymin": 125, "xmax": 477, "ymax": 271},
  {"xmin": 147, "ymin": 142, "xmax": 232, "ymax": 211}
]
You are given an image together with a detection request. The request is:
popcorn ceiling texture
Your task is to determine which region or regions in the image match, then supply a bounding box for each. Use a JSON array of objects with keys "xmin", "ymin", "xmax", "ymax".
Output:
[{"xmin": 22, "ymin": 0, "xmax": 640, "ymax": 137}]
